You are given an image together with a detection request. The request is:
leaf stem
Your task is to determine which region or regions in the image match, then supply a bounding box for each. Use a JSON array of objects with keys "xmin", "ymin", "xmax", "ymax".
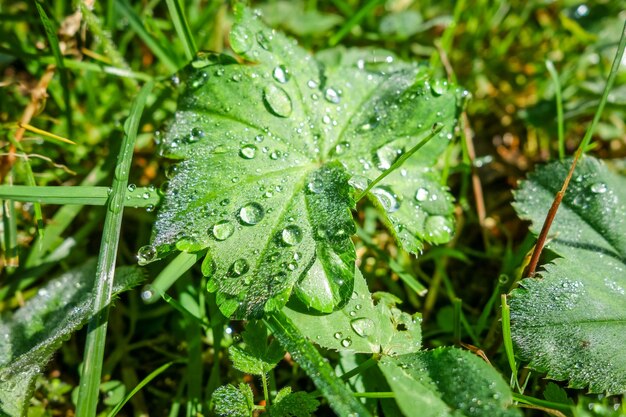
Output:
[
  {"xmin": 525, "ymin": 21, "xmax": 626, "ymax": 278},
  {"xmin": 339, "ymin": 355, "xmax": 379, "ymax": 382},
  {"xmin": 355, "ymin": 124, "xmax": 444, "ymax": 202},
  {"xmin": 75, "ymin": 81, "xmax": 153, "ymax": 417}
]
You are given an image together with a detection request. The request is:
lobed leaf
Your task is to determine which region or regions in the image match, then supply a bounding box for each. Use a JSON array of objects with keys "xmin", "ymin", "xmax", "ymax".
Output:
[
  {"xmin": 0, "ymin": 260, "xmax": 144, "ymax": 417},
  {"xmin": 284, "ymin": 268, "xmax": 421, "ymax": 355},
  {"xmin": 267, "ymin": 387, "xmax": 320, "ymax": 417},
  {"xmin": 147, "ymin": 6, "xmax": 462, "ymax": 318},
  {"xmin": 229, "ymin": 320, "xmax": 284, "ymax": 375},
  {"xmin": 511, "ymin": 156, "xmax": 626, "ymax": 394},
  {"xmin": 379, "ymin": 347, "xmax": 521, "ymax": 417},
  {"xmin": 212, "ymin": 383, "xmax": 255, "ymax": 417}
]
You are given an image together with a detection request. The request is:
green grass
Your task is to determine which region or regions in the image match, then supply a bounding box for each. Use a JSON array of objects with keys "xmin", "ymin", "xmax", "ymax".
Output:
[{"xmin": 0, "ymin": 1, "xmax": 625, "ymax": 416}]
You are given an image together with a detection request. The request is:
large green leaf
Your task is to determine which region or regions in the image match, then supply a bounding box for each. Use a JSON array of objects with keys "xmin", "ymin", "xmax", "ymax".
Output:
[
  {"xmin": 284, "ymin": 268, "xmax": 421, "ymax": 355},
  {"xmin": 511, "ymin": 156, "xmax": 626, "ymax": 394},
  {"xmin": 0, "ymin": 260, "xmax": 144, "ymax": 417},
  {"xmin": 379, "ymin": 347, "xmax": 521, "ymax": 417},
  {"xmin": 147, "ymin": 6, "xmax": 461, "ymax": 318}
]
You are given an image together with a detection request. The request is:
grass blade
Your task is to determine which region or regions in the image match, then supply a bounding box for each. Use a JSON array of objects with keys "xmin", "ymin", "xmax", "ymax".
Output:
[
  {"xmin": 115, "ymin": 0, "xmax": 179, "ymax": 72},
  {"xmin": 75, "ymin": 80, "xmax": 154, "ymax": 417},
  {"xmin": 33, "ymin": 1, "xmax": 73, "ymax": 136},
  {"xmin": 0, "ymin": 185, "xmax": 159, "ymax": 207},
  {"xmin": 265, "ymin": 311, "xmax": 372, "ymax": 417},
  {"xmin": 546, "ymin": 60, "xmax": 565, "ymax": 159},
  {"xmin": 165, "ymin": 0, "xmax": 197, "ymax": 61},
  {"xmin": 107, "ymin": 361, "xmax": 181, "ymax": 417},
  {"xmin": 328, "ymin": 0, "xmax": 384, "ymax": 46}
]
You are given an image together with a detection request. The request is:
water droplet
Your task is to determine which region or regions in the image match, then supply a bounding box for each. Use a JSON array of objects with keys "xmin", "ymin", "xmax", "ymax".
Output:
[
  {"xmin": 307, "ymin": 178, "xmax": 323, "ymax": 193},
  {"xmin": 334, "ymin": 141, "xmax": 350, "ymax": 155},
  {"xmin": 334, "ymin": 332, "xmax": 343, "ymax": 339},
  {"xmin": 341, "ymin": 338, "xmax": 352, "ymax": 347},
  {"xmin": 127, "ymin": 183, "xmax": 136, "ymax": 192},
  {"xmin": 430, "ymin": 79, "xmax": 448, "ymax": 96},
  {"xmin": 324, "ymin": 87, "xmax": 340, "ymax": 104},
  {"xmin": 372, "ymin": 187, "xmax": 400, "ymax": 213},
  {"xmin": 350, "ymin": 318, "xmax": 375, "ymax": 337},
  {"xmin": 256, "ymin": 30, "xmax": 272, "ymax": 50},
  {"xmin": 140, "ymin": 285, "xmax": 159, "ymax": 303},
  {"xmin": 590, "ymin": 182, "xmax": 607, "ymax": 194},
  {"xmin": 212, "ymin": 220, "xmax": 234, "ymax": 240},
  {"xmin": 374, "ymin": 146, "xmax": 400, "ymax": 170},
  {"xmin": 425, "ymin": 215, "xmax": 453, "ymax": 241},
  {"xmin": 281, "ymin": 225, "xmax": 303, "ymax": 246},
  {"xmin": 146, "ymin": 204, "xmax": 155, "ymax": 212},
  {"xmin": 232, "ymin": 73, "xmax": 242, "ymax": 82},
  {"xmin": 230, "ymin": 25, "xmax": 253, "ymax": 54},
  {"xmin": 357, "ymin": 116, "xmax": 380, "ymax": 133},
  {"xmin": 348, "ymin": 175, "xmax": 369, "ymax": 191},
  {"xmin": 307, "ymin": 79, "xmax": 318, "ymax": 89},
  {"xmin": 229, "ymin": 258, "xmax": 250, "ymax": 277},
  {"xmin": 415, "ymin": 187, "xmax": 429, "ymax": 202},
  {"xmin": 263, "ymin": 85, "xmax": 292, "ymax": 117},
  {"xmin": 137, "ymin": 245, "xmax": 156, "ymax": 264},
  {"xmin": 238, "ymin": 202, "xmax": 265, "ymax": 225},
  {"xmin": 272, "ymin": 65, "xmax": 290, "ymax": 83},
  {"xmin": 239, "ymin": 144, "xmax": 257, "ymax": 159},
  {"xmin": 188, "ymin": 127, "xmax": 205, "ymax": 142}
]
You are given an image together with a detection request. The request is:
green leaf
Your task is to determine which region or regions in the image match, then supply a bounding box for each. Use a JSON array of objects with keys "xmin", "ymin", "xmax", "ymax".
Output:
[
  {"xmin": 149, "ymin": 6, "xmax": 461, "ymax": 318},
  {"xmin": 0, "ymin": 260, "xmax": 144, "ymax": 417},
  {"xmin": 212, "ymin": 383, "xmax": 254, "ymax": 417},
  {"xmin": 258, "ymin": 1, "xmax": 343, "ymax": 36},
  {"xmin": 229, "ymin": 320, "xmax": 284, "ymax": 375},
  {"xmin": 379, "ymin": 347, "xmax": 521, "ymax": 417},
  {"xmin": 267, "ymin": 389, "xmax": 320, "ymax": 417},
  {"xmin": 284, "ymin": 268, "xmax": 421, "ymax": 355},
  {"xmin": 511, "ymin": 156, "xmax": 626, "ymax": 394}
]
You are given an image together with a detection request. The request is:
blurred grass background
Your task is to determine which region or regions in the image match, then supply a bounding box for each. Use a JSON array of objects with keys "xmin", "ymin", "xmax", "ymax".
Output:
[{"xmin": 1, "ymin": 0, "xmax": 625, "ymax": 415}]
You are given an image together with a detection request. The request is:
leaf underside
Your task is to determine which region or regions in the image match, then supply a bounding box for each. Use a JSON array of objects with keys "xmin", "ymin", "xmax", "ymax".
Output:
[
  {"xmin": 379, "ymin": 347, "xmax": 521, "ymax": 417},
  {"xmin": 148, "ymin": 6, "xmax": 461, "ymax": 318},
  {"xmin": 511, "ymin": 156, "xmax": 626, "ymax": 394},
  {"xmin": 0, "ymin": 260, "xmax": 144, "ymax": 417}
]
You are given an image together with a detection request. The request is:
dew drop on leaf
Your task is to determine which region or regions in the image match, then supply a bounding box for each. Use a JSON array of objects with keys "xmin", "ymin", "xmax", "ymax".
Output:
[
  {"xmin": 272, "ymin": 65, "xmax": 290, "ymax": 83},
  {"xmin": 140, "ymin": 284, "xmax": 159, "ymax": 303},
  {"xmin": 350, "ymin": 317, "xmax": 376, "ymax": 338},
  {"xmin": 324, "ymin": 87, "xmax": 341, "ymax": 104},
  {"xmin": 212, "ymin": 220, "xmax": 235, "ymax": 240},
  {"xmin": 430, "ymin": 79, "xmax": 448, "ymax": 96},
  {"xmin": 239, "ymin": 144, "xmax": 257, "ymax": 159},
  {"xmin": 372, "ymin": 186, "xmax": 400, "ymax": 213},
  {"xmin": 230, "ymin": 25, "xmax": 253, "ymax": 54},
  {"xmin": 137, "ymin": 245, "xmax": 157, "ymax": 264},
  {"xmin": 263, "ymin": 85, "xmax": 293, "ymax": 118},
  {"xmin": 590, "ymin": 182, "xmax": 607, "ymax": 194},
  {"xmin": 256, "ymin": 30, "xmax": 272, "ymax": 50},
  {"xmin": 334, "ymin": 332, "xmax": 343, "ymax": 339},
  {"xmin": 128, "ymin": 183, "xmax": 136, "ymax": 192},
  {"xmin": 229, "ymin": 258, "xmax": 250, "ymax": 277},
  {"xmin": 415, "ymin": 187, "xmax": 429, "ymax": 202},
  {"xmin": 333, "ymin": 141, "xmax": 350, "ymax": 155},
  {"xmin": 425, "ymin": 215, "xmax": 453, "ymax": 241},
  {"xmin": 357, "ymin": 116, "xmax": 380, "ymax": 133},
  {"xmin": 341, "ymin": 337, "xmax": 352, "ymax": 347},
  {"xmin": 281, "ymin": 225, "xmax": 303, "ymax": 246},
  {"xmin": 238, "ymin": 202, "xmax": 265, "ymax": 225}
]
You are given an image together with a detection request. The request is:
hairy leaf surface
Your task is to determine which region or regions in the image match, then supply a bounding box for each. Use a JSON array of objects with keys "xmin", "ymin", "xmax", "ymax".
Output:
[
  {"xmin": 0, "ymin": 260, "xmax": 144, "ymax": 417},
  {"xmin": 148, "ymin": 6, "xmax": 461, "ymax": 318},
  {"xmin": 511, "ymin": 156, "xmax": 626, "ymax": 393},
  {"xmin": 379, "ymin": 347, "xmax": 521, "ymax": 417},
  {"xmin": 284, "ymin": 269, "xmax": 421, "ymax": 355}
]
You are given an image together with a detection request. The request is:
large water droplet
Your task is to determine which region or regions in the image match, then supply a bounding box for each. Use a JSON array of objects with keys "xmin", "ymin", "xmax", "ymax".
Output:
[
  {"xmin": 281, "ymin": 225, "xmax": 303, "ymax": 246},
  {"xmin": 372, "ymin": 186, "xmax": 400, "ymax": 213},
  {"xmin": 263, "ymin": 85, "xmax": 293, "ymax": 118},
  {"xmin": 272, "ymin": 65, "xmax": 290, "ymax": 83},
  {"xmin": 128, "ymin": 183, "xmax": 136, "ymax": 192},
  {"xmin": 256, "ymin": 30, "xmax": 272, "ymax": 50},
  {"xmin": 415, "ymin": 187, "xmax": 429, "ymax": 202},
  {"xmin": 348, "ymin": 175, "xmax": 369, "ymax": 191},
  {"xmin": 137, "ymin": 245, "xmax": 157, "ymax": 264},
  {"xmin": 238, "ymin": 202, "xmax": 265, "ymax": 225},
  {"xmin": 430, "ymin": 79, "xmax": 448, "ymax": 96},
  {"xmin": 374, "ymin": 146, "xmax": 400, "ymax": 170},
  {"xmin": 350, "ymin": 317, "xmax": 375, "ymax": 337},
  {"xmin": 140, "ymin": 284, "xmax": 159, "ymax": 303},
  {"xmin": 341, "ymin": 337, "xmax": 352, "ymax": 347},
  {"xmin": 239, "ymin": 144, "xmax": 257, "ymax": 159},
  {"xmin": 230, "ymin": 25, "xmax": 253, "ymax": 54},
  {"xmin": 324, "ymin": 87, "xmax": 340, "ymax": 104},
  {"xmin": 229, "ymin": 258, "xmax": 250, "ymax": 277},
  {"xmin": 212, "ymin": 220, "xmax": 235, "ymax": 240},
  {"xmin": 590, "ymin": 182, "xmax": 607, "ymax": 194}
]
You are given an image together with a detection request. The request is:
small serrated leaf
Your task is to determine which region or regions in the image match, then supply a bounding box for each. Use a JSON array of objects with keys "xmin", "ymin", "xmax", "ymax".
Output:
[
  {"xmin": 268, "ymin": 391, "xmax": 320, "ymax": 417},
  {"xmin": 212, "ymin": 383, "xmax": 254, "ymax": 417},
  {"xmin": 284, "ymin": 269, "xmax": 421, "ymax": 355},
  {"xmin": 379, "ymin": 347, "xmax": 521, "ymax": 417},
  {"xmin": 229, "ymin": 320, "xmax": 284, "ymax": 375}
]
